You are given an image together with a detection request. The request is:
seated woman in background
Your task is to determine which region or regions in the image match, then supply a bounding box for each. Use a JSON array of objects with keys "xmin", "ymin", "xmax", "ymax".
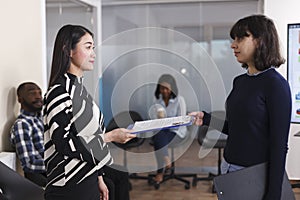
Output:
[{"xmin": 151, "ymin": 74, "xmax": 187, "ymax": 184}]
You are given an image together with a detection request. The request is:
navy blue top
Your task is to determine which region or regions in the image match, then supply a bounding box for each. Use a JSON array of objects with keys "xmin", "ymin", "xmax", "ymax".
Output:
[{"xmin": 204, "ymin": 68, "xmax": 291, "ymax": 200}]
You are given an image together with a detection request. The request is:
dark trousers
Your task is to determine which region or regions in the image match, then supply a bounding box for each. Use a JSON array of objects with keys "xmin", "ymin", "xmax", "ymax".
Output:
[
  {"xmin": 44, "ymin": 171, "xmax": 100, "ymax": 200},
  {"xmin": 152, "ymin": 130, "xmax": 181, "ymax": 173},
  {"xmin": 103, "ymin": 176, "xmax": 115, "ymax": 200},
  {"xmin": 103, "ymin": 165, "xmax": 130, "ymax": 200},
  {"xmin": 24, "ymin": 172, "xmax": 47, "ymax": 187}
]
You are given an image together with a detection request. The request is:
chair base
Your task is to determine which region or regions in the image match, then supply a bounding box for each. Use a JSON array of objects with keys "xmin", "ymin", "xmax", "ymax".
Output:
[
  {"xmin": 292, "ymin": 183, "xmax": 300, "ymax": 188},
  {"xmin": 128, "ymin": 173, "xmax": 151, "ymax": 190},
  {"xmin": 193, "ymin": 146, "xmax": 223, "ymax": 193},
  {"xmin": 148, "ymin": 166, "xmax": 197, "ymax": 190},
  {"xmin": 129, "ymin": 173, "xmax": 150, "ymax": 180},
  {"xmin": 193, "ymin": 172, "xmax": 217, "ymax": 193},
  {"xmin": 192, "ymin": 173, "xmax": 214, "ymax": 185}
]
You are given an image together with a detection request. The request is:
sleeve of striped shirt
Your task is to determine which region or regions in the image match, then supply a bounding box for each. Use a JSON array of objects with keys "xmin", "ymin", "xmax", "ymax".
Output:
[
  {"xmin": 44, "ymin": 85, "xmax": 109, "ymax": 165},
  {"xmin": 11, "ymin": 120, "xmax": 45, "ymax": 172}
]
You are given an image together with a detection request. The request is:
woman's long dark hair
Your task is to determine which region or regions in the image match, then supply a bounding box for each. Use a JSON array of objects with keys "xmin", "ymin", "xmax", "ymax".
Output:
[
  {"xmin": 154, "ymin": 74, "xmax": 178, "ymax": 99},
  {"xmin": 48, "ymin": 25, "xmax": 93, "ymax": 87},
  {"xmin": 230, "ymin": 14, "xmax": 285, "ymax": 70}
]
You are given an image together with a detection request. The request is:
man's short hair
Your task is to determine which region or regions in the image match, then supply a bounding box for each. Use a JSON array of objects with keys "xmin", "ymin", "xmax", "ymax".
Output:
[{"xmin": 17, "ymin": 82, "xmax": 37, "ymax": 97}]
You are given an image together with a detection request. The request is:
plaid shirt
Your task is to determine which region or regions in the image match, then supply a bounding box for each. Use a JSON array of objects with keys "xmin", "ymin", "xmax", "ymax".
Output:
[{"xmin": 10, "ymin": 109, "xmax": 45, "ymax": 173}]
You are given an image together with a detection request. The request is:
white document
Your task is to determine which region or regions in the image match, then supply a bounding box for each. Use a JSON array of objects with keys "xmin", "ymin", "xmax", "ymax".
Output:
[{"xmin": 130, "ymin": 115, "xmax": 194, "ymax": 134}]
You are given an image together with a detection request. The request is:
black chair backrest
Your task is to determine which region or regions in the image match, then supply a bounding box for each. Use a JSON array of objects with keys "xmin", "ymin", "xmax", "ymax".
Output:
[
  {"xmin": 0, "ymin": 161, "xmax": 44, "ymax": 200},
  {"xmin": 106, "ymin": 111, "xmax": 145, "ymax": 149},
  {"xmin": 197, "ymin": 110, "xmax": 227, "ymax": 148},
  {"xmin": 197, "ymin": 125, "xmax": 209, "ymax": 146},
  {"xmin": 106, "ymin": 111, "xmax": 143, "ymax": 132}
]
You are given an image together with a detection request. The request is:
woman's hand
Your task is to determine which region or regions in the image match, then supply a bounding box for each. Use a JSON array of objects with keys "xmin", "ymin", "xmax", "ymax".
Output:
[
  {"xmin": 98, "ymin": 176, "xmax": 109, "ymax": 200},
  {"xmin": 188, "ymin": 111, "xmax": 204, "ymax": 126},
  {"xmin": 104, "ymin": 128, "xmax": 136, "ymax": 143}
]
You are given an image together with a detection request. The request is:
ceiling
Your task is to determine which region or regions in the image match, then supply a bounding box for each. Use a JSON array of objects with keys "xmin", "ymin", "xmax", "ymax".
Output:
[{"xmin": 46, "ymin": 0, "xmax": 95, "ymax": 8}]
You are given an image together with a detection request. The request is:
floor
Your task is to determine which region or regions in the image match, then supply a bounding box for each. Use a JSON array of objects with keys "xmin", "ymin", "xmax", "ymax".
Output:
[{"xmin": 110, "ymin": 139, "xmax": 300, "ymax": 200}]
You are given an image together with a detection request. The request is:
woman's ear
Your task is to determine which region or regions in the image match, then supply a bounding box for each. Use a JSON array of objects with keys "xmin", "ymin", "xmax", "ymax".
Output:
[
  {"xmin": 63, "ymin": 45, "xmax": 72, "ymax": 58},
  {"xmin": 254, "ymin": 38, "xmax": 261, "ymax": 48}
]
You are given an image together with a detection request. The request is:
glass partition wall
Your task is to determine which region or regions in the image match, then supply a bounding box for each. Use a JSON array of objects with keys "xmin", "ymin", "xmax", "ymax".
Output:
[{"xmin": 101, "ymin": 1, "xmax": 261, "ymax": 124}]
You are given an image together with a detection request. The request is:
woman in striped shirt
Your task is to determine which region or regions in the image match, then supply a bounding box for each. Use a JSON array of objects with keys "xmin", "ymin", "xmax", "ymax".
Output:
[{"xmin": 43, "ymin": 25, "xmax": 136, "ymax": 200}]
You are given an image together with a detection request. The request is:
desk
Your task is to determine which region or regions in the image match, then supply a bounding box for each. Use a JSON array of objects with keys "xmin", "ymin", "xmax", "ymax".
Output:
[{"xmin": 292, "ymin": 133, "xmax": 300, "ymax": 188}]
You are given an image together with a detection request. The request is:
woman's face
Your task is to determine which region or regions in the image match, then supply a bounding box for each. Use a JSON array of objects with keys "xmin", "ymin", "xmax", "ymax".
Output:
[
  {"xmin": 69, "ymin": 33, "xmax": 95, "ymax": 76},
  {"xmin": 159, "ymin": 82, "xmax": 172, "ymax": 99},
  {"xmin": 231, "ymin": 32, "xmax": 258, "ymax": 68}
]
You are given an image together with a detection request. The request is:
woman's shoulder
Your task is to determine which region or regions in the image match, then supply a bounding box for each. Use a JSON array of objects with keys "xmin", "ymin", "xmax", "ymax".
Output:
[
  {"xmin": 175, "ymin": 95, "xmax": 186, "ymax": 105},
  {"xmin": 262, "ymin": 69, "xmax": 291, "ymax": 95},
  {"xmin": 232, "ymin": 73, "xmax": 247, "ymax": 82},
  {"xmin": 176, "ymin": 95, "xmax": 185, "ymax": 101},
  {"xmin": 45, "ymin": 79, "xmax": 70, "ymax": 101},
  {"xmin": 47, "ymin": 74, "xmax": 77, "ymax": 94},
  {"xmin": 265, "ymin": 68, "xmax": 289, "ymax": 85}
]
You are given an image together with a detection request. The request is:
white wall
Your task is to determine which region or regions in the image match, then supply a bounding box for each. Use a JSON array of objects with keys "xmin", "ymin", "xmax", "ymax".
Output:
[
  {"xmin": 265, "ymin": 0, "xmax": 300, "ymax": 179},
  {"xmin": 0, "ymin": 0, "xmax": 46, "ymax": 151}
]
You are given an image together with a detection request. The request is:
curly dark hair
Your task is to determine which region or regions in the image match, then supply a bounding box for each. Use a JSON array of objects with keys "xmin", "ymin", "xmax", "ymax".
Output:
[{"xmin": 230, "ymin": 14, "xmax": 285, "ymax": 70}]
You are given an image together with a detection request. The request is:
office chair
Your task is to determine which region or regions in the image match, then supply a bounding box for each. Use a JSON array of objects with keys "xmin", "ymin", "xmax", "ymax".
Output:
[
  {"xmin": 192, "ymin": 110, "xmax": 227, "ymax": 191},
  {"xmin": 292, "ymin": 183, "xmax": 300, "ymax": 188},
  {"xmin": 106, "ymin": 111, "xmax": 148, "ymax": 183},
  {"xmin": 0, "ymin": 161, "xmax": 44, "ymax": 200},
  {"xmin": 148, "ymin": 130, "xmax": 197, "ymax": 190}
]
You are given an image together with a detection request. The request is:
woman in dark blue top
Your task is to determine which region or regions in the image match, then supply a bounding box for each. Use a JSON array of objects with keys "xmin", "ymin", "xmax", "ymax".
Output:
[{"xmin": 190, "ymin": 15, "xmax": 292, "ymax": 200}]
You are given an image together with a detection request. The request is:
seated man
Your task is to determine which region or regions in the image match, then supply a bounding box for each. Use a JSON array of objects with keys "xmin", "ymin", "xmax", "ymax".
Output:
[
  {"xmin": 10, "ymin": 82, "xmax": 131, "ymax": 197},
  {"xmin": 10, "ymin": 82, "xmax": 46, "ymax": 187}
]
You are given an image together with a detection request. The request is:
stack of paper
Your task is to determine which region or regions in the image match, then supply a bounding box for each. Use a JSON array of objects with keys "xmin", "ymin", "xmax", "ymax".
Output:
[{"xmin": 131, "ymin": 115, "xmax": 193, "ymax": 134}]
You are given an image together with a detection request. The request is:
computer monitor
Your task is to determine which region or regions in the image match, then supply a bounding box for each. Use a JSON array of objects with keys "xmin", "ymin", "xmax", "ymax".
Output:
[{"xmin": 287, "ymin": 23, "xmax": 300, "ymax": 123}]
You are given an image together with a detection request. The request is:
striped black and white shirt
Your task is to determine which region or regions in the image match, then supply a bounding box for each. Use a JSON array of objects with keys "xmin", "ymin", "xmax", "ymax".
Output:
[{"xmin": 43, "ymin": 73, "xmax": 112, "ymax": 188}]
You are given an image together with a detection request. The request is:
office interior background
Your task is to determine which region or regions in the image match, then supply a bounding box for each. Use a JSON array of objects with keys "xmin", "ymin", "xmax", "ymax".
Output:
[{"xmin": 1, "ymin": 0, "xmax": 300, "ymax": 190}]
